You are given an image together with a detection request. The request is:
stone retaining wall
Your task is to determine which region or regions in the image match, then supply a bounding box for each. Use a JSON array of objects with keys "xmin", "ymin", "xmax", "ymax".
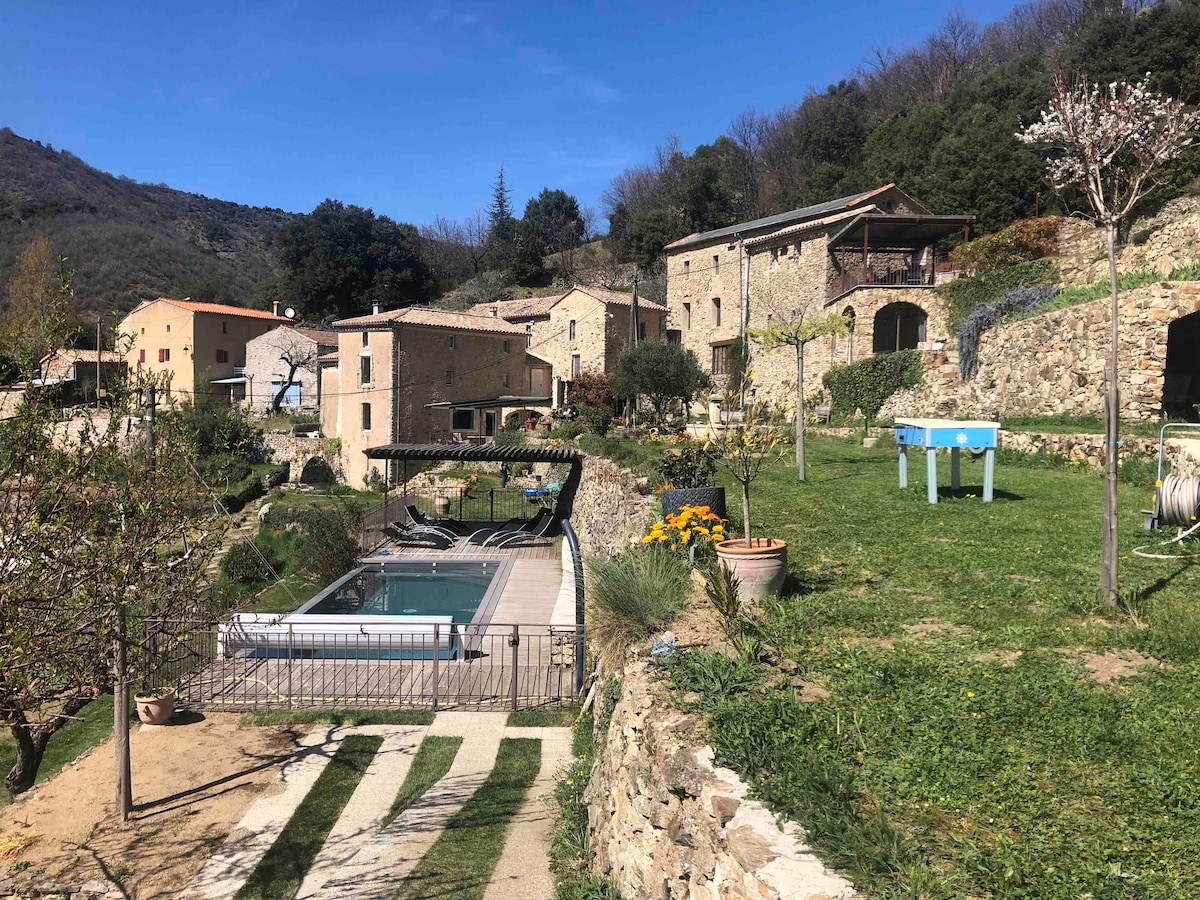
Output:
[
  {"xmin": 571, "ymin": 455, "xmax": 655, "ymax": 557},
  {"xmin": 588, "ymin": 659, "xmax": 859, "ymax": 900},
  {"xmin": 262, "ymin": 432, "xmax": 344, "ymax": 484},
  {"xmin": 1056, "ymin": 196, "xmax": 1200, "ymax": 286},
  {"xmin": 882, "ymin": 281, "xmax": 1200, "ymax": 421}
]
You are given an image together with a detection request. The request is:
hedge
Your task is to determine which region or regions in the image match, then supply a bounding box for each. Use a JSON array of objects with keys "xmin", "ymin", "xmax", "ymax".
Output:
[
  {"xmin": 822, "ymin": 350, "xmax": 923, "ymax": 430},
  {"xmin": 218, "ymin": 474, "xmax": 264, "ymax": 513}
]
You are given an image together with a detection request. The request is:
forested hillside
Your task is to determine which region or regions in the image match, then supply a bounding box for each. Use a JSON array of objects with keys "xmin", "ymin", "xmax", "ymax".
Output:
[
  {"xmin": 604, "ymin": 0, "xmax": 1200, "ymax": 270},
  {"xmin": 0, "ymin": 128, "xmax": 292, "ymax": 318}
]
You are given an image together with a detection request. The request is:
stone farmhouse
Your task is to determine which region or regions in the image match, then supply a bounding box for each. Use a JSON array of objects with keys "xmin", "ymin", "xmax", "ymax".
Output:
[
  {"xmin": 664, "ymin": 184, "xmax": 973, "ymax": 410},
  {"xmin": 471, "ymin": 285, "xmax": 668, "ymax": 407},
  {"xmin": 319, "ymin": 305, "xmax": 542, "ymax": 487},
  {"xmin": 118, "ymin": 298, "xmax": 289, "ymax": 403},
  {"xmin": 243, "ymin": 325, "xmax": 337, "ymax": 414}
]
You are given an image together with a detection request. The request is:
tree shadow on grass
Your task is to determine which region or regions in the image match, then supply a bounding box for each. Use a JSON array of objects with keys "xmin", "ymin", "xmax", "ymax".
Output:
[{"xmin": 933, "ymin": 486, "xmax": 1026, "ymax": 502}]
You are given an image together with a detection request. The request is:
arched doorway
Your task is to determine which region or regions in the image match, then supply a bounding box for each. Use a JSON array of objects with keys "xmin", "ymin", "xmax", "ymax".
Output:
[
  {"xmin": 872, "ymin": 302, "xmax": 927, "ymax": 353},
  {"xmin": 1164, "ymin": 311, "xmax": 1200, "ymax": 420},
  {"xmin": 299, "ymin": 456, "xmax": 336, "ymax": 485}
]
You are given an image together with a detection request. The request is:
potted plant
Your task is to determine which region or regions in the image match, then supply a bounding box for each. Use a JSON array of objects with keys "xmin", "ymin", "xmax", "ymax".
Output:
[
  {"xmin": 706, "ymin": 381, "xmax": 789, "ymax": 601},
  {"xmin": 656, "ymin": 438, "xmax": 726, "ymax": 521},
  {"xmin": 134, "ymin": 623, "xmax": 181, "ymax": 726}
]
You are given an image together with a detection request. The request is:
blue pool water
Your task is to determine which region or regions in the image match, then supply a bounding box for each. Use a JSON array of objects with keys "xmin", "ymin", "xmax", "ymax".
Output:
[{"xmin": 305, "ymin": 566, "xmax": 494, "ymax": 620}]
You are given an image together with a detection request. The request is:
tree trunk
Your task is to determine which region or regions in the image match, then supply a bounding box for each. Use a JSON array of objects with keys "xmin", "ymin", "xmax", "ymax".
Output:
[
  {"xmin": 5, "ymin": 693, "xmax": 95, "ymax": 800},
  {"xmin": 741, "ymin": 480, "xmax": 752, "ymax": 548},
  {"xmin": 1101, "ymin": 221, "xmax": 1121, "ymax": 607},
  {"xmin": 271, "ymin": 363, "xmax": 301, "ymax": 414},
  {"xmin": 6, "ymin": 717, "xmax": 46, "ymax": 799},
  {"xmin": 795, "ymin": 342, "xmax": 806, "ymax": 482}
]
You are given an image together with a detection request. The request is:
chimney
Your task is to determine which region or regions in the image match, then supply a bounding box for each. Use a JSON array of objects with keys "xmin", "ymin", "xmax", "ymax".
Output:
[
  {"xmin": 490, "ymin": 306, "xmax": 498, "ymax": 317},
  {"xmin": 372, "ymin": 302, "xmax": 381, "ymax": 315},
  {"xmin": 272, "ymin": 300, "xmax": 280, "ymax": 317}
]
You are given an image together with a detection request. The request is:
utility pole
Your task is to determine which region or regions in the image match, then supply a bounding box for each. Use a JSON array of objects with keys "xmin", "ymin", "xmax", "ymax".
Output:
[
  {"xmin": 96, "ymin": 315, "xmax": 102, "ymax": 411},
  {"xmin": 630, "ymin": 271, "xmax": 640, "ymax": 347}
]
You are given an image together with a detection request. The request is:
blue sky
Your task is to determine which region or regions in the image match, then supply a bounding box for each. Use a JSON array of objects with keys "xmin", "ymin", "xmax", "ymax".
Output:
[{"xmin": 1, "ymin": 1, "xmax": 1017, "ymax": 227}]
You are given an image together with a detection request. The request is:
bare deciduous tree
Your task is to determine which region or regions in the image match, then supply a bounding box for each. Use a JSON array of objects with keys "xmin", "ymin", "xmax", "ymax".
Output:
[{"xmin": 1019, "ymin": 70, "xmax": 1199, "ymax": 604}]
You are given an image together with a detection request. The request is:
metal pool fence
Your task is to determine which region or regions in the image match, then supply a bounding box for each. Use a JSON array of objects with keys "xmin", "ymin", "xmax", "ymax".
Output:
[{"xmin": 141, "ymin": 616, "xmax": 580, "ymax": 711}]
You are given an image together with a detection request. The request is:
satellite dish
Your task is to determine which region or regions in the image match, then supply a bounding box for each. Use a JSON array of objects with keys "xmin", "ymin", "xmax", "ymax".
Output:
[{"xmin": 284, "ymin": 307, "xmax": 297, "ymax": 319}]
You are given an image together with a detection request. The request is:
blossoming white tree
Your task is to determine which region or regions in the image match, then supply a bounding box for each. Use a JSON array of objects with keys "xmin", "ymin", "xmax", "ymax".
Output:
[{"xmin": 1018, "ymin": 71, "xmax": 1198, "ymax": 605}]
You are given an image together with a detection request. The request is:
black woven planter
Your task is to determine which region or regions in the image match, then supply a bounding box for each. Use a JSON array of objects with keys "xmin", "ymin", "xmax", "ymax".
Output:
[{"xmin": 659, "ymin": 486, "xmax": 727, "ymax": 521}]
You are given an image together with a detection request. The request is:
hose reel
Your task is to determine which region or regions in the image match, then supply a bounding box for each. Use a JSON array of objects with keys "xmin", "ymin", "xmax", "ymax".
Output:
[{"xmin": 1155, "ymin": 474, "xmax": 1200, "ymax": 528}]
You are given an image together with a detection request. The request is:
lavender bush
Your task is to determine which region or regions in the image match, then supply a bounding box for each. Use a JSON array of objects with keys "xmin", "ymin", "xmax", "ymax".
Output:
[{"xmin": 956, "ymin": 283, "xmax": 1059, "ymax": 379}]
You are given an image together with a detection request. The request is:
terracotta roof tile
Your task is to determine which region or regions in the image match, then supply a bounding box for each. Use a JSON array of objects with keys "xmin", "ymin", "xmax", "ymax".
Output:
[
  {"xmin": 334, "ymin": 305, "xmax": 528, "ymax": 335},
  {"xmin": 148, "ymin": 298, "xmax": 289, "ymax": 321},
  {"xmin": 467, "ymin": 296, "xmax": 560, "ymax": 319}
]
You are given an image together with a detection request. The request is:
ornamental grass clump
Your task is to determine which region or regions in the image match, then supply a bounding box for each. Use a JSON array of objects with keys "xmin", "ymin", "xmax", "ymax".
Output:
[{"xmin": 585, "ymin": 546, "xmax": 691, "ymax": 668}]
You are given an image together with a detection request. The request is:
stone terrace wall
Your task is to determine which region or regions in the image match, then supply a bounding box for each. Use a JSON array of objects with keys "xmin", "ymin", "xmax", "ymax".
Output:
[
  {"xmin": 571, "ymin": 454, "xmax": 655, "ymax": 557},
  {"xmin": 589, "ymin": 659, "xmax": 859, "ymax": 900},
  {"xmin": 1056, "ymin": 196, "xmax": 1200, "ymax": 287},
  {"xmin": 882, "ymin": 281, "xmax": 1200, "ymax": 421},
  {"xmin": 262, "ymin": 432, "xmax": 344, "ymax": 484}
]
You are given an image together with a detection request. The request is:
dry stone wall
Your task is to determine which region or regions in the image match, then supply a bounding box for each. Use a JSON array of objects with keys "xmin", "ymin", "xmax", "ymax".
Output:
[
  {"xmin": 588, "ymin": 659, "xmax": 860, "ymax": 900},
  {"xmin": 1057, "ymin": 196, "xmax": 1200, "ymax": 286},
  {"xmin": 882, "ymin": 282, "xmax": 1200, "ymax": 421},
  {"xmin": 571, "ymin": 454, "xmax": 655, "ymax": 557},
  {"xmin": 262, "ymin": 432, "xmax": 344, "ymax": 484}
]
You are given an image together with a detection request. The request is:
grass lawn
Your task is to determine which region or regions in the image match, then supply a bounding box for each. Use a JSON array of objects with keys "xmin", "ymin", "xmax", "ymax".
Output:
[
  {"xmin": 671, "ymin": 434, "xmax": 1200, "ymax": 899},
  {"xmin": 396, "ymin": 738, "xmax": 541, "ymax": 900},
  {"xmin": 235, "ymin": 734, "xmax": 382, "ymax": 900},
  {"xmin": 506, "ymin": 703, "xmax": 580, "ymax": 727},
  {"xmin": 1000, "ymin": 414, "xmax": 1185, "ymax": 439},
  {"xmin": 384, "ymin": 736, "xmax": 462, "ymax": 826},
  {"xmin": 0, "ymin": 694, "xmax": 115, "ymax": 809},
  {"xmin": 242, "ymin": 574, "xmax": 326, "ymax": 615}
]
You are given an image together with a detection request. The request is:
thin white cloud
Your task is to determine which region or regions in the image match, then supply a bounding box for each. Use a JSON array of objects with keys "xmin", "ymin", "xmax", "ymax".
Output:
[{"xmin": 582, "ymin": 78, "xmax": 619, "ymax": 103}]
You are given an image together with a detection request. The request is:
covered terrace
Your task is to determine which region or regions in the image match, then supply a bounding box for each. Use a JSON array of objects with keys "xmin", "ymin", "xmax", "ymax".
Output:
[{"xmin": 828, "ymin": 213, "xmax": 974, "ymax": 300}]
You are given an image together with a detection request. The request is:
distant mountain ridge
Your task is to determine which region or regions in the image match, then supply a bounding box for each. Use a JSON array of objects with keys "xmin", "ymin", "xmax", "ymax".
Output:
[{"xmin": 0, "ymin": 128, "xmax": 294, "ymax": 319}]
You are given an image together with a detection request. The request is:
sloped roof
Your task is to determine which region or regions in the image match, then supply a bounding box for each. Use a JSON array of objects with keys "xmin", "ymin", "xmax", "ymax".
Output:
[
  {"xmin": 317, "ymin": 351, "xmax": 339, "ymax": 364},
  {"xmin": 569, "ymin": 285, "xmax": 666, "ymax": 309},
  {"xmin": 526, "ymin": 350, "xmax": 553, "ymax": 366},
  {"xmin": 129, "ymin": 297, "xmax": 290, "ymax": 321},
  {"xmin": 665, "ymin": 185, "xmax": 919, "ymax": 252},
  {"xmin": 40, "ymin": 348, "xmax": 123, "ymax": 365},
  {"xmin": 290, "ymin": 326, "xmax": 339, "ymax": 346},
  {"xmin": 468, "ymin": 296, "xmax": 560, "ymax": 320},
  {"xmin": 334, "ymin": 306, "xmax": 527, "ymax": 335},
  {"xmin": 469, "ymin": 286, "xmax": 666, "ymax": 323}
]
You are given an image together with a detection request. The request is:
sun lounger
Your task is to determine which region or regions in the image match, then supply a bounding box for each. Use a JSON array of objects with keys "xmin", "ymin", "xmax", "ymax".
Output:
[{"xmin": 383, "ymin": 523, "xmax": 455, "ymax": 549}]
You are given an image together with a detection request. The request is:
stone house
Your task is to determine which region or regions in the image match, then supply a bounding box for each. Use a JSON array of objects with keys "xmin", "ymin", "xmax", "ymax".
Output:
[
  {"xmin": 38, "ymin": 349, "xmax": 125, "ymax": 406},
  {"xmin": 117, "ymin": 298, "xmax": 289, "ymax": 403},
  {"xmin": 243, "ymin": 326, "xmax": 337, "ymax": 414},
  {"xmin": 471, "ymin": 285, "xmax": 668, "ymax": 407},
  {"xmin": 319, "ymin": 306, "xmax": 539, "ymax": 487},
  {"xmin": 664, "ymin": 184, "xmax": 972, "ymax": 410}
]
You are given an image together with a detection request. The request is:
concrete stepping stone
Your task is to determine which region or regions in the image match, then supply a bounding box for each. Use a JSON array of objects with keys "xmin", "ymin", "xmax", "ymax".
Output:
[
  {"xmin": 310, "ymin": 712, "xmax": 507, "ymax": 900},
  {"xmin": 483, "ymin": 727, "xmax": 573, "ymax": 900},
  {"xmin": 294, "ymin": 726, "xmax": 426, "ymax": 898},
  {"xmin": 177, "ymin": 725, "xmax": 407, "ymax": 900}
]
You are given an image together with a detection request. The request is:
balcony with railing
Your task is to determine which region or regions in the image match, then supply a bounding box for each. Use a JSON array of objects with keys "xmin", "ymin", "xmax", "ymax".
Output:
[{"xmin": 825, "ymin": 212, "xmax": 974, "ymax": 303}]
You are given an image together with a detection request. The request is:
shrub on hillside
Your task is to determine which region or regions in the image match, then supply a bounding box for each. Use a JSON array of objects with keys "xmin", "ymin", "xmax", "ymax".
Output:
[
  {"xmin": 550, "ymin": 420, "xmax": 586, "ymax": 441},
  {"xmin": 218, "ymin": 474, "xmax": 264, "ymax": 512},
  {"xmin": 221, "ymin": 537, "xmax": 279, "ymax": 587},
  {"xmin": 565, "ymin": 372, "xmax": 615, "ymax": 409},
  {"xmin": 822, "ymin": 350, "xmax": 923, "ymax": 432},
  {"xmin": 950, "ymin": 217, "xmax": 1060, "ymax": 273},
  {"xmin": 262, "ymin": 505, "xmax": 361, "ymax": 584},
  {"xmin": 577, "ymin": 402, "xmax": 615, "ymax": 437},
  {"xmin": 937, "ymin": 259, "xmax": 1058, "ymax": 331}
]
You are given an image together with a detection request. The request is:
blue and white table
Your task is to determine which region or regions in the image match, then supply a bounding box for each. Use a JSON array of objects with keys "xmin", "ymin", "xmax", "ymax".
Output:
[{"xmin": 893, "ymin": 418, "xmax": 1002, "ymax": 504}]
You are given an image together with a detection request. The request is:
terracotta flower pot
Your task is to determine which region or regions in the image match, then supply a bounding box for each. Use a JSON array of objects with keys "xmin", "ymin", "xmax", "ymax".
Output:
[
  {"xmin": 134, "ymin": 689, "xmax": 176, "ymax": 726},
  {"xmin": 715, "ymin": 538, "xmax": 788, "ymax": 601}
]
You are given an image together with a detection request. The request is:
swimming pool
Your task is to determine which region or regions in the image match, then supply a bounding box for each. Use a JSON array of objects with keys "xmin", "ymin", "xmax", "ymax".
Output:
[
  {"xmin": 296, "ymin": 561, "xmax": 505, "ymax": 621},
  {"xmin": 220, "ymin": 560, "xmax": 511, "ymax": 659}
]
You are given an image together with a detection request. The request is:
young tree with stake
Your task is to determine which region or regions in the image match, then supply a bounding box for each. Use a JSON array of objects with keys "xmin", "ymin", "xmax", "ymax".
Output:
[
  {"xmin": 750, "ymin": 309, "xmax": 849, "ymax": 481},
  {"xmin": 1018, "ymin": 71, "xmax": 1198, "ymax": 605}
]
